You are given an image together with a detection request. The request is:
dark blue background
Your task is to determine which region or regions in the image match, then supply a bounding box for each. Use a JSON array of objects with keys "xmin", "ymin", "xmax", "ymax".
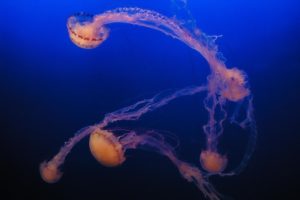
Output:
[{"xmin": 1, "ymin": 0, "xmax": 299, "ymax": 199}]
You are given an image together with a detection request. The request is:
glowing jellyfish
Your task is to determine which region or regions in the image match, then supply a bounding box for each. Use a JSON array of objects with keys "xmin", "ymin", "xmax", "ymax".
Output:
[
  {"xmin": 89, "ymin": 129, "xmax": 125, "ymax": 167},
  {"xmin": 67, "ymin": 13, "xmax": 109, "ymax": 49},
  {"xmin": 40, "ymin": 6, "xmax": 257, "ymax": 200},
  {"xmin": 40, "ymin": 161, "xmax": 63, "ymax": 183},
  {"xmin": 200, "ymin": 150, "xmax": 228, "ymax": 174}
]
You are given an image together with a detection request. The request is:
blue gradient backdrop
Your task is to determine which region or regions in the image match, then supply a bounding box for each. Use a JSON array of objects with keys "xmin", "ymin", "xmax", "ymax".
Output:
[{"xmin": 1, "ymin": 0, "xmax": 299, "ymax": 199}]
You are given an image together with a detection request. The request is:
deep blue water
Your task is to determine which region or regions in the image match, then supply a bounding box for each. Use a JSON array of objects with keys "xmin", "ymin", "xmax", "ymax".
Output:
[{"xmin": 1, "ymin": 0, "xmax": 299, "ymax": 199}]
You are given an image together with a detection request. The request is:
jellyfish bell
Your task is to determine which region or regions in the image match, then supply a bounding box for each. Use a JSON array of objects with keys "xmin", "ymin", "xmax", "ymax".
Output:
[
  {"xmin": 200, "ymin": 150, "xmax": 228, "ymax": 174},
  {"xmin": 220, "ymin": 68, "xmax": 250, "ymax": 102},
  {"xmin": 89, "ymin": 128, "xmax": 125, "ymax": 167},
  {"xmin": 67, "ymin": 12, "xmax": 109, "ymax": 49},
  {"xmin": 39, "ymin": 161, "xmax": 63, "ymax": 183}
]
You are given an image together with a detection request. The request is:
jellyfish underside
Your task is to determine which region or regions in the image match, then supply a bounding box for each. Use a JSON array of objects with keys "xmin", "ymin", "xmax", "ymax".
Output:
[{"xmin": 67, "ymin": 14, "xmax": 109, "ymax": 49}]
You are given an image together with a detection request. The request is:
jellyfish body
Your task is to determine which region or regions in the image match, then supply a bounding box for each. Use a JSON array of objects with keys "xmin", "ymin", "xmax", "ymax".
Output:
[
  {"xmin": 39, "ymin": 161, "xmax": 63, "ymax": 183},
  {"xmin": 200, "ymin": 150, "xmax": 228, "ymax": 174},
  {"xmin": 89, "ymin": 128, "xmax": 125, "ymax": 167},
  {"xmin": 220, "ymin": 68, "xmax": 250, "ymax": 102},
  {"xmin": 67, "ymin": 13, "xmax": 109, "ymax": 49}
]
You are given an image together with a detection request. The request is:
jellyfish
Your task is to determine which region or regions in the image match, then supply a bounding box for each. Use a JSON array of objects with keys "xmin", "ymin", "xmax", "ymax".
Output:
[
  {"xmin": 89, "ymin": 128, "xmax": 125, "ymax": 167},
  {"xmin": 67, "ymin": 12, "xmax": 109, "ymax": 49},
  {"xmin": 40, "ymin": 6, "xmax": 257, "ymax": 200}
]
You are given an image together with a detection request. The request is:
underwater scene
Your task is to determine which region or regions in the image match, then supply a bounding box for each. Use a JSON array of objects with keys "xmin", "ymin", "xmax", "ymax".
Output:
[{"xmin": 1, "ymin": 0, "xmax": 299, "ymax": 199}]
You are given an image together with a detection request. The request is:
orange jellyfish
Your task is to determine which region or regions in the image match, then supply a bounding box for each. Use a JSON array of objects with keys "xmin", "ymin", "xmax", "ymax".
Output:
[
  {"xmin": 89, "ymin": 129, "xmax": 125, "ymax": 167},
  {"xmin": 67, "ymin": 13, "xmax": 109, "ymax": 49},
  {"xmin": 40, "ymin": 161, "xmax": 63, "ymax": 184},
  {"xmin": 200, "ymin": 150, "xmax": 228, "ymax": 174}
]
